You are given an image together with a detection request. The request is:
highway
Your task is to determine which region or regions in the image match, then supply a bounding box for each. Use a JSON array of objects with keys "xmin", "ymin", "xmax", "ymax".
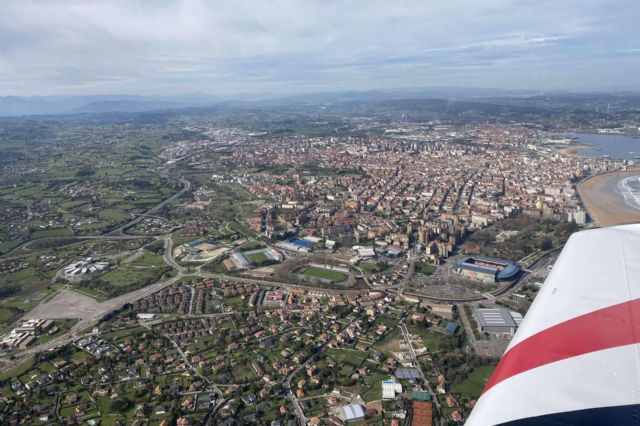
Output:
[
  {"xmin": 0, "ymin": 176, "xmax": 191, "ymax": 261},
  {"xmin": 112, "ymin": 177, "xmax": 191, "ymax": 234},
  {"xmin": 163, "ymin": 234, "xmax": 184, "ymax": 272}
]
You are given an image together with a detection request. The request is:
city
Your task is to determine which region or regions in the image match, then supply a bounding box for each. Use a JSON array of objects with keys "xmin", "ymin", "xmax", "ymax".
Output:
[
  {"xmin": 0, "ymin": 92, "xmax": 638, "ymax": 425},
  {"xmin": 1, "ymin": 0, "xmax": 640, "ymax": 425}
]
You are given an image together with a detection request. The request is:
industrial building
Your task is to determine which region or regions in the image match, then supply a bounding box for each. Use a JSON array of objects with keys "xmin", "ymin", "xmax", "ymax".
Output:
[
  {"xmin": 455, "ymin": 255, "xmax": 520, "ymax": 283},
  {"xmin": 472, "ymin": 306, "xmax": 523, "ymax": 335},
  {"xmin": 1, "ymin": 319, "xmax": 55, "ymax": 349},
  {"xmin": 63, "ymin": 258, "xmax": 110, "ymax": 277},
  {"xmin": 177, "ymin": 238, "xmax": 230, "ymax": 262}
]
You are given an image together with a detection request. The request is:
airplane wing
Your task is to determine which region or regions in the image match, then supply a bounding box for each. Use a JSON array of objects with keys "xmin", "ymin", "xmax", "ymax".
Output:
[{"xmin": 466, "ymin": 224, "xmax": 640, "ymax": 425}]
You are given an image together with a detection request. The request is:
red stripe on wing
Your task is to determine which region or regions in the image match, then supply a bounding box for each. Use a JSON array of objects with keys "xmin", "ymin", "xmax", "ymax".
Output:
[{"xmin": 483, "ymin": 297, "xmax": 640, "ymax": 394}]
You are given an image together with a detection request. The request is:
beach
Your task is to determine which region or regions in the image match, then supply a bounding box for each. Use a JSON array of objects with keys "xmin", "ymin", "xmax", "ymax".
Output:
[
  {"xmin": 558, "ymin": 145, "xmax": 591, "ymax": 157},
  {"xmin": 578, "ymin": 171, "xmax": 640, "ymax": 227}
]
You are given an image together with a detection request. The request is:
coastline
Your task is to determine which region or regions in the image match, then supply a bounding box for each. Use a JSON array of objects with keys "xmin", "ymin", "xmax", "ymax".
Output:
[
  {"xmin": 558, "ymin": 144, "xmax": 593, "ymax": 157},
  {"xmin": 578, "ymin": 171, "xmax": 640, "ymax": 227}
]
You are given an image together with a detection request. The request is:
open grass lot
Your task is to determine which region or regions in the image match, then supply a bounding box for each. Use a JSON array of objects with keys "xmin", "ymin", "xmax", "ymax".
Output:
[
  {"xmin": 172, "ymin": 235, "xmax": 198, "ymax": 247},
  {"xmin": 31, "ymin": 228, "xmax": 74, "ymax": 239},
  {"xmin": 101, "ymin": 268, "xmax": 152, "ymax": 288},
  {"xmin": 102, "ymin": 326, "xmax": 149, "ymax": 342},
  {"xmin": 372, "ymin": 327, "xmax": 404, "ymax": 355},
  {"xmin": 98, "ymin": 208, "xmax": 131, "ymax": 221},
  {"xmin": 359, "ymin": 261, "xmax": 383, "ymax": 274},
  {"xmin": 300, "ymin": 266, "xmax": 346, "ymax": 282},
  {"xmin": 0, "ymin": 355, "xmax": 34, "ymax": 381},
  {"xmin": 71, "ymin": 286, "xmax": 109, "ymax": 302},
  {"xmin": 416, "ymin": 261, "xmax": 437, "ymax": 275},
  {"xmin": 101, "ymin": 251, "xmax": 166, "ymax": 287},
  {"xmin": 360, "ymin": 372, "xmax": 389, "ymax": 402},
  {"xmin": 407, "ymin": 324, "xmax": 461, "ymax": 352},
  {"xmin": 80, "ymin": 251, "xmax": 172, "ymax": 297},
  {"xmin": 35, "ymin": 318, "xmax": 80, "ymax": 345},
  {"xmin": 326, "ymin": 348, "xmax": 368, "ymax": 367},
  {"xmin": 451, "ymin": 365, "xmax": 496, "ymax": 399},
  {"xmin": 0, "ymin": 307, "xmax": 18, "ymax": 323},
  {"xmin": 0, "ymin": 239, "xmax": 23, "ymax": 255},
  {"xmin": 224, "ymin": 295, "xmax": 245, "ymax": 308}
]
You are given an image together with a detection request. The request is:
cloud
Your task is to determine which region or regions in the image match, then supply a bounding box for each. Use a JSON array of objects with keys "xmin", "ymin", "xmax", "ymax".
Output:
[{"xmin": 0, "ymin": 0, "xmax": 637, "ymax": 95}]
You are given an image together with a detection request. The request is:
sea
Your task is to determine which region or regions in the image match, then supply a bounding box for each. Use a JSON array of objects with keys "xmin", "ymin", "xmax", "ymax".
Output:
[
  {"xmin": 573, "ymin": 133, "xmax": 640, "ymax": 210},
  {"xmin": 618, "ymin": 175, "xmax": 640, "ymax": 210},
  {"xmin": 573, "ymin": 132, "xmax": 640, "ymax": 161}
]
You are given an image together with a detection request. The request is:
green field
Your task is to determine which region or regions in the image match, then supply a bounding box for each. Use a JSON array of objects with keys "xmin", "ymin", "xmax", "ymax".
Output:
[
  {"xmin": 416, "ymin": 262, "xmax": 437, "ymax": 275},
  {"xmin": 71, "ymin": 286, "xmax": 109, "ymax": 302},
  {"xmin": 451, "ymin": 365, "xmax": 496, "ymax": 399},
  {"xmin": 300, "ymin": 267, "xmax": 346, "ymax": 282},
  {"xmin": 0, "ymin": 239, "xmax": 23, "ymax": 255},
  {"xmin": 245, "ymin": 251, "xmax": 269, "ymax": 264},
  {"xmin": 359, "ymin": 261, "xmax": 381, "ymax": 274},
  {"xmin": 35, "ymin": 319, "xmax": 80, "ymax": 345},
  {"xmin": 326, "ymin": 348, "xmax": 368, "ymax": 366},
  {"xmin": 0, "ymin": 356, "xmax": 34, "ymax": 381},
  {"xmin": 407, "ymin": 324, "xmax": 461, "ymax": 351},
  {"xmin": 88, "ymin": 251, "xmax": 170, "ymax": 296},
  {"xmin": 0, "ymin": 306, "xmax": 21, "ymax": 327},
  {"xmin": 98, "ymin": 208, "xmax": 130, "ymax": 222},
  {"xmin": 224, "ymin": 296, "xmax": 245, "ymax": 308},
  {"xmin": 31, "ymin": 228, "xmax": 74, "ymax": 239}
]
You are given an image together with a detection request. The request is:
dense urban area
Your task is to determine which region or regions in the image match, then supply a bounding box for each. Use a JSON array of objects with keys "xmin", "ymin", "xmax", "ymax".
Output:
[{"xmin": 0, "ymin": 93, "xmax": 639, "ymax": 425}]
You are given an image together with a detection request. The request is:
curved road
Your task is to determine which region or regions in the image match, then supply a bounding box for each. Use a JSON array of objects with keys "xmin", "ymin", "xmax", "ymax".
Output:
[{"xmin": 0, "ymin": 177, "xmax": 191, "ymax": 261}]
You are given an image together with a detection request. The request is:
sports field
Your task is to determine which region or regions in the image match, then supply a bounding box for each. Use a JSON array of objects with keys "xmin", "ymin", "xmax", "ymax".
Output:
[
  {"xmin": 300, "ymin": 266, "xmax": 346, "ymax": 282},
  {"xmin": 245, "ymin": 251, "xmax": 269, "ymax": 264}
]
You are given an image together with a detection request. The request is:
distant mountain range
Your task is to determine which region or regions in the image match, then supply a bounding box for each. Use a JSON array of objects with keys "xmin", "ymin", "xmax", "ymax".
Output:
[
  {"xmin": 0, "ymin": 88, "xmax": 636, "ymax": 117},
  {"xmin": 0, "ymin": 95, "xmax": 229, "ymax": 117}
]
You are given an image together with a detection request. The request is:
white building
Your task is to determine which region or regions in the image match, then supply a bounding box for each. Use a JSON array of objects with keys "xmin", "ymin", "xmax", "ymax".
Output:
[{"xmin": 382, "ymin": 379, "xmax": 403, "ymax": 399}]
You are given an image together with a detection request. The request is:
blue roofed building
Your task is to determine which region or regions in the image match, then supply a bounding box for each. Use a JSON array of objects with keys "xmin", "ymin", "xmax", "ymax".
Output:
[
  {"xmin": 455, "ymin": 255, "xmax": 520, "ymax": 283},
  {"xmin": 444, "ymin": 322, "xmax": 459, "ymax": 334}
]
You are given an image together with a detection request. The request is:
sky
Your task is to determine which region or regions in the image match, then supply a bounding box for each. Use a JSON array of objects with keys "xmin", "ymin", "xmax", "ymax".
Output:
[{"xmin": 0, "ymin": 0, "xmax": 639, "ymax": 96}]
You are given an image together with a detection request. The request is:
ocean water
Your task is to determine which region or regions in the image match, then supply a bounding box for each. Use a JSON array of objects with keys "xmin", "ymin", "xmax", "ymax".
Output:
[
  {"xmin": 573, "ymin": 133, "xmax": 640, "ymax": 160},
  {"xmin": 618, "ymin": 175, "xmax": 640, "ymax": 210}
]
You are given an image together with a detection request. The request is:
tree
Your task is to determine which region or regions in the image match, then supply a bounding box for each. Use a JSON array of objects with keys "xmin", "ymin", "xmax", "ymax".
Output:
[
  {"xmin": 538, "ymin": 237, "xmax": 553, "ymax": 251},
  {"xmin": 109, "ymin": 397, "xmax": 131, "ymax": 412}
]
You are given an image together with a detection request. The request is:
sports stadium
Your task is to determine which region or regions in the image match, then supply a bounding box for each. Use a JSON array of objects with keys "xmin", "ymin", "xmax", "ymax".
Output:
[{"xmin": 455, "ymin": 255, "xmax": 520, "ymax": 283}]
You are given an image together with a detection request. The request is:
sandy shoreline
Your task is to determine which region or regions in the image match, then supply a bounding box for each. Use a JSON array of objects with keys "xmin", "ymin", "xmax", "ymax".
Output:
[
  {"xmin": 558, "ymin": 145, "xmax": 593, "ymax": 157},
  {"xmin": 578, "ymin": 171, "xmax": 640, "ymax": 227}
]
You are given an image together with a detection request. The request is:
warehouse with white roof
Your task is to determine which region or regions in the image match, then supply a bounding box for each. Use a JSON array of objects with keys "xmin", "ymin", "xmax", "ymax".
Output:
[
  {"xmin": 340, "ymin": 404, "xmax": 365, "ymax": 421},
  {"xmin": 472, "ymin": 306, "xmax": 522, "ymax": 335}
]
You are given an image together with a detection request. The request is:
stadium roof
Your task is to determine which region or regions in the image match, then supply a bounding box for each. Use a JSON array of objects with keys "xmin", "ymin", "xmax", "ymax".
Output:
[
  {"xmin": 467, "ymin": 224, "xmax": 640, "ymax": 425},
  {"xmin": 458, "ymin": 255, "xmax": 520, "ymax": 280},
  {"xmin": 291, "ymin": 239, "xmax": 314, "ymax": 247}
]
